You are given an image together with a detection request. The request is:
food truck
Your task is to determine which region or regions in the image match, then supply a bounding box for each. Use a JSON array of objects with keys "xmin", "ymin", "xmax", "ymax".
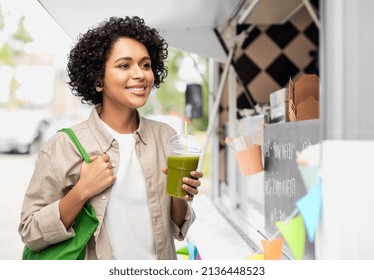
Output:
[{"xmin": 38, "ymin": 0, "xmax": 374, "ymax": 260}]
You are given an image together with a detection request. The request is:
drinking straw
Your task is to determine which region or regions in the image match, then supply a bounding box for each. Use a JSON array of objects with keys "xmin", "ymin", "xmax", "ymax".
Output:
[{"xmin": 185, "ymin": 120, "xmax": 188, "ymax": 137}]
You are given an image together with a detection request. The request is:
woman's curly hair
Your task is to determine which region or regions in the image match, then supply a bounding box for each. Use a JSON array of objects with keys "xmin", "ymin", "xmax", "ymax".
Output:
[{"xmin": 67, "ymin": 16, "xmax": 168, "ymax": 105}]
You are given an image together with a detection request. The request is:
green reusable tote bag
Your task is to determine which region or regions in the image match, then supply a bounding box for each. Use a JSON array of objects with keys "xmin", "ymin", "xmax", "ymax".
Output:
[{"xmin": 22, "ymin": 128, "xmax": 99, "ymax": 260}]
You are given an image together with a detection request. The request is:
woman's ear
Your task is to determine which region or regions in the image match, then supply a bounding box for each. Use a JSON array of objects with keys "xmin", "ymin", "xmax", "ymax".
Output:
[{"xmin": 95, "ymin": 80, "xmax": 103, "ymax": 92}]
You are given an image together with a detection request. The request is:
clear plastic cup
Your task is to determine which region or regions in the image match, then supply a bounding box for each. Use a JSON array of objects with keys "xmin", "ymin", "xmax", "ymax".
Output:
[{"xmin": 166, "ymin": 134, "xmax": 201, "ymax": 198}]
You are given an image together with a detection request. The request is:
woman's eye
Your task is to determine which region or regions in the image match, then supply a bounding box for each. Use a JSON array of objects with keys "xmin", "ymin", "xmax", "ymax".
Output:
[
  {"xmin": 119, "ymin": 64, "xmax": 129, "ymax": 69},
  {"xmin": 141, "ymin": 63, "xmax": 151, "ymax": 69}
]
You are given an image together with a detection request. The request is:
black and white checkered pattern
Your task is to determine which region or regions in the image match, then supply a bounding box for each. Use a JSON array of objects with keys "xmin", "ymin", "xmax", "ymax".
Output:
[{"xmin": 233, "ymin": 0, "xmax": 319, "ymax": 109}]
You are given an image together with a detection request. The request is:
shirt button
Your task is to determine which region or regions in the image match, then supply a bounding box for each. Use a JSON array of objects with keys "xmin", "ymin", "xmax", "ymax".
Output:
[
  {"xmin": 102, "ymin": 145, "xmax": 107, "ymax": 150},
  {"xmin": 93, "ymin": 231, "xmax": 98, "ymax": 237},
  {"xmin": 101, "ymin": 195, "xmax": 107, "ymax": 200},
  {"xmin": 112, "ymin": 163, "xmax": 116, "ymax": 168}
]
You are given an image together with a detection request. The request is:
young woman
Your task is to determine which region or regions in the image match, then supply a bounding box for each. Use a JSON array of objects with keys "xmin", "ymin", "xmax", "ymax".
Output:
[{"xmin": 19, "ymin": 16, "xmax": 203, "ymax": 260}]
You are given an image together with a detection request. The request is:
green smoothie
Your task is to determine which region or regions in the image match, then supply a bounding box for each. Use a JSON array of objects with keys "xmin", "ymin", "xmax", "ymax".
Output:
[{"xmin": 166, "ymin": 155, "xmax": 200, "ymax": 198}]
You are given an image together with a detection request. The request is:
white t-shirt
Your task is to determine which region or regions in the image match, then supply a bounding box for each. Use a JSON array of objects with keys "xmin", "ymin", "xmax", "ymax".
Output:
[{"xmin": 101, "ymin": 121, "xmax": 156, "ymax": 260}]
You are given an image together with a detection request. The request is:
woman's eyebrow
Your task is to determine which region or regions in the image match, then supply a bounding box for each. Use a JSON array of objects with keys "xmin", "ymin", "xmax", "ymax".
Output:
[{"xmin": 114, "ymin": 56, "xmax": 151, "ymax": 63}]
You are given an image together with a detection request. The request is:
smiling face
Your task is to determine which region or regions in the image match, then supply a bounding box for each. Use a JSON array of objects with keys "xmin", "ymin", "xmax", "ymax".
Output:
[{"xmin": 101, "ymin": 37, "xmax": 154, "ymax": 113}]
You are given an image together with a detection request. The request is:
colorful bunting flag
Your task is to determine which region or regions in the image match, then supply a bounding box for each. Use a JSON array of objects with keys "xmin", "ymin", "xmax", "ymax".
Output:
[
  {"xmin": 176, "ymin": 243, "xmax": 201, "ymax": 260},
  {"xmin": 261, "ymin": 238, "xmax": 283, "ymax": 260},
  {"xmin": 296, "ymin": 178, "xmax": 322, "ymax": 242},
  {"xmin": 298, "ymin": 165, "xmax": 320, "ymax": 191},
  {"xmin": 247, "ymin": 254, "xmax": 264, "ymax": 260},
  {"xmin": 187, "ymin": 242, "xmax": 197, "ymax": 260},
  {"xmin": 276, "ymin": 214, "xmax": 306, "ymax": 260},
  {"xmin": 176, "ymin": 246, "xmax": 189, "ymax": 256}
]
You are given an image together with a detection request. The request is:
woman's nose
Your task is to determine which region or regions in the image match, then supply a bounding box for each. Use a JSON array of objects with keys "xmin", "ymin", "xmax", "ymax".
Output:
[{"xmin": 131, "ymin": 65, "xmax": 145, "ymax": 79}]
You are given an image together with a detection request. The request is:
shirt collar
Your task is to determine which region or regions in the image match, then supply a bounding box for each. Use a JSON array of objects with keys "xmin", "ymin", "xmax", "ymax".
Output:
[
  {"xmin": 88, "ymin": 104, "xmax": 147, "ymax": 151},
  {"xmin": 87, "ymin": 104, "xmax": 114, "ymax": 153},
  {"xmin": 134, "ymin": 113, "xmax": 147, "ymax": 145}
]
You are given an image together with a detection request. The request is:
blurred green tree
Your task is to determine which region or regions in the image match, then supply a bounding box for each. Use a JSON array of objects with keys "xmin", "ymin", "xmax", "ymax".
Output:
[
  {"xmin": 0, "ymin": 6, "xmax": 33, "ymax": 108},
  {"xmin": 140, "ymin": 49, "xmax": 209, "ymax": 132}
]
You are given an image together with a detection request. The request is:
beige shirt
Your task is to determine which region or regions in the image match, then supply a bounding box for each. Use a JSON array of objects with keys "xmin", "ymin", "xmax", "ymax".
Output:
[{"xmin": 18, "ymin": 105, "xmax": 195, "ymax": 260}]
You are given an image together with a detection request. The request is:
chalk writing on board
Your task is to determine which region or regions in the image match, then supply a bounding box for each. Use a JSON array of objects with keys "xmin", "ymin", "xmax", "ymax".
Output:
[
  {"xmin": 263, "ymin": 119, "xmax": 320, "ymax": 260},
  {"xmin": 269, "ymin": 207, "xmax": 287, "ymax": 227},
  {"xmin": 264, "ymin": 177, "xmax": 296, "ymax": 198}
]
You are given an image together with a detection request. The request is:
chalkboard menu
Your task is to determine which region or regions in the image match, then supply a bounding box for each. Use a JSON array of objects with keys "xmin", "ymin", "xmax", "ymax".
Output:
[{"xmin": 263, "ymin": 119, "xmax": 320, "ymax": 259}]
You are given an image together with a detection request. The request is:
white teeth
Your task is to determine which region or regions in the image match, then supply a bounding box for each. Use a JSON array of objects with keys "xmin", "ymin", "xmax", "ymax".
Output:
[{"xmin": 128, "ymin": 87, "xmax": 145, "ymax": 91}]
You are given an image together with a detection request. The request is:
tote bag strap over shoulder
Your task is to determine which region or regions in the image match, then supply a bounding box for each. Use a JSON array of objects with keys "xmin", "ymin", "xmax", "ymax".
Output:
[
  {"xmin": 22, "ymin": 128, "xmax": 99, "ymax": 260},
  {"xmin": 60, "ymin": 128, "xmax": 91, "ymax": 163}
]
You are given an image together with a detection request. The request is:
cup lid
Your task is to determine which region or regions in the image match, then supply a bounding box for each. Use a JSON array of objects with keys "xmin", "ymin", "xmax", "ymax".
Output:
[{"xmin": 167, "ymin": 134, "xmax": 201, "ymax": 154}]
